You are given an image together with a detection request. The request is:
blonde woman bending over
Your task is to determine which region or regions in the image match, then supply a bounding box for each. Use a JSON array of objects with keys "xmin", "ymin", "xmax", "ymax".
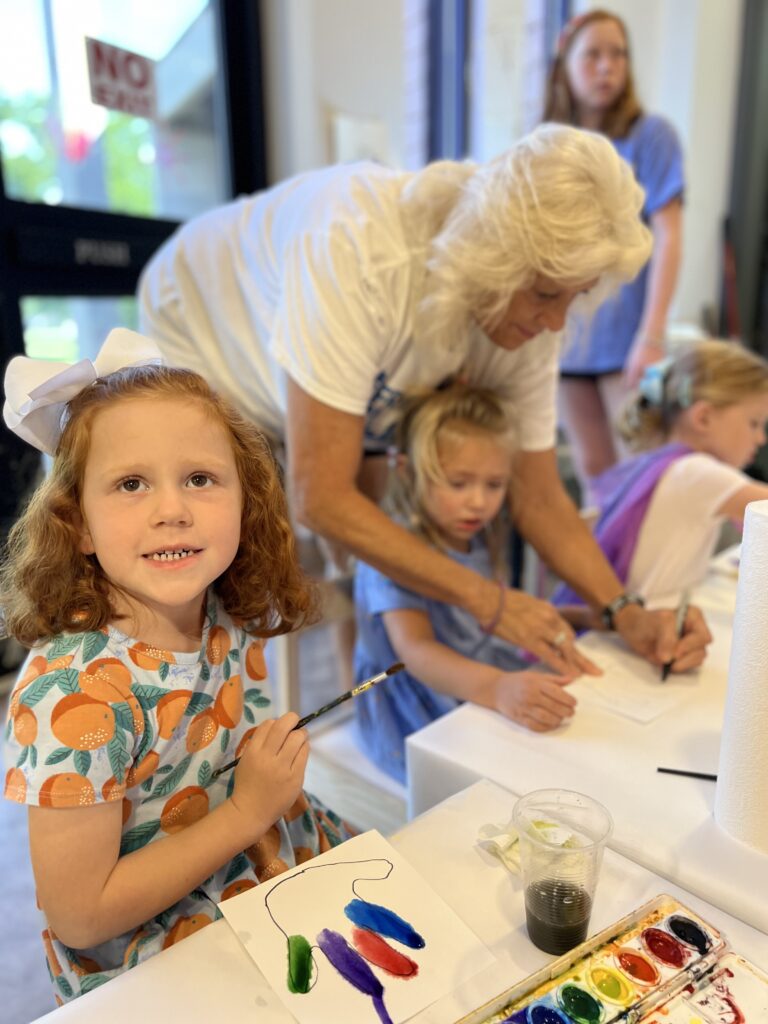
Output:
[{"xmin": 140, "ymin": 124, "xmax": 709, "ymax": 680}]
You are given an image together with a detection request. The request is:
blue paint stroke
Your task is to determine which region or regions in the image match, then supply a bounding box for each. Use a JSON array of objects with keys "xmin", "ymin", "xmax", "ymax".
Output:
[
  {"xmin": 317, "ymin": 928, "xmax": 393, "ymax": 1024},
  {"xmin": 344, "ymin": 899, "xmax": 426, "ymax": 949}
]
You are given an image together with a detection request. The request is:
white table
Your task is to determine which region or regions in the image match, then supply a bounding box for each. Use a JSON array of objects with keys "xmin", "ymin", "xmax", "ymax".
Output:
[
  {"xmin": 406, "ymin": 571, "xmax": 768, "ymax": 932},
  {"xmin": 33, "ymin": 780, "xmax": 768, "ymax": 1023}
]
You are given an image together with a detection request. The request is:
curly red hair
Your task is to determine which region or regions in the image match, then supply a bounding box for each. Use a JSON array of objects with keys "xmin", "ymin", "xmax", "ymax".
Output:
[{"xmin": 1, "ymin": 365, "xmax": 317, "ymax": 644}]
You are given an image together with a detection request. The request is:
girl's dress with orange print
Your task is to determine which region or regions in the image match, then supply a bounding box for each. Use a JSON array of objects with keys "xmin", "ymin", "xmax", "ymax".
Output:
[{"xmin": 3, "ymin": 590, "xmax": 350, "ymax": 1004}]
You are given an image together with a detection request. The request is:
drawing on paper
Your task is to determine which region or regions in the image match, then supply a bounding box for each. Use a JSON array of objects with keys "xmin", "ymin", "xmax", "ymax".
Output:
[{"xmin": 265, "ymin": 857, "xmax": 425, "ymax": 1024}]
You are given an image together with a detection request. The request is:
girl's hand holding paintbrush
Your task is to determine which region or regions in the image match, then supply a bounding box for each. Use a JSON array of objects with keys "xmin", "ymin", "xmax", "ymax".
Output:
[{"xmin": 228, "ymin": 712, "xmax": 309, "ymax": 841}]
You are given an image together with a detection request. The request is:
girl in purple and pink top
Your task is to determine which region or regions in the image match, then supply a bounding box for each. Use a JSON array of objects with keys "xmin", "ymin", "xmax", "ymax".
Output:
[{"xmin": 556, "ymin": 339, "xmax": 768, "ymax": 609}]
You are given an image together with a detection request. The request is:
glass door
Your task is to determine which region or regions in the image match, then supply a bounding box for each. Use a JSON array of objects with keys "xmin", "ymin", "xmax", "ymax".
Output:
[{"xmin": 0, "ymin": 0, "xmax": 267, "ymax": 657}]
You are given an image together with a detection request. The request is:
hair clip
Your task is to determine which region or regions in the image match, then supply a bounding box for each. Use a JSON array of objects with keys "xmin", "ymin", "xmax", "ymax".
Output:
[
  {"xmin": 638, "ymin": 357, "xmax": 674, "ymax": 408},
  {"xmin": 674, "ymin": 374, "xmax": 694, "ymax": 409},
  {"xmin": 3, "ymin": 328, "xmax": 164, "ymax": 455}
]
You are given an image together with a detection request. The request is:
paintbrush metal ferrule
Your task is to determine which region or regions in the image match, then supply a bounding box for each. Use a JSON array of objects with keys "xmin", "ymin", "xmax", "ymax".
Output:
[{"xmin": 352, "ymin": 662, "xmax": 405, "ymax": 696}]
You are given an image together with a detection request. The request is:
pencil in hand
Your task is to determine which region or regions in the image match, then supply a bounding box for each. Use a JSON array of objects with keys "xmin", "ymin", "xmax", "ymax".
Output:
[
  {"xmin": 210, "ymin": 662, "xmax": 405, "ymax": 780},
  {"xmin": 660, "ymin": 589, "xmax": 690, "ymax": 682}
]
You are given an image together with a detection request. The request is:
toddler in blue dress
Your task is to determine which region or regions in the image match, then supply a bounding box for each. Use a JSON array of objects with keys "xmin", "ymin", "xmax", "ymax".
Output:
[{"xmin": 353, "ymin": 384, "xmax": 577, "ymax": 782}]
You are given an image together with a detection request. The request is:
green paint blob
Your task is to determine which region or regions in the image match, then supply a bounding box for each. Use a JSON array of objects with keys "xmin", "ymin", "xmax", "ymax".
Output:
[
  {"xmin": 558, "ymin": 983, "xmax": 603, "ymax": 1024},
  {"xmin": 287, "ymin": 934, "xmax": 313, "ymax": 993}
]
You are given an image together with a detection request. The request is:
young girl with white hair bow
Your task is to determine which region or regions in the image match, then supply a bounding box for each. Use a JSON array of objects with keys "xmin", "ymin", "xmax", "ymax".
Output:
[{"xmin": 1, "ymin": 329, "xmax": 351, "ymax": 1002}]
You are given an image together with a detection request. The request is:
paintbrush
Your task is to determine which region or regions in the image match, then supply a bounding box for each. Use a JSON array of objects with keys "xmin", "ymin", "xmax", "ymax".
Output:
[
  {"xmin": 211, "ymin": 662, "xmax": 405, "ymax": 780},
  {"xmin": 657, "ymin": 767, "xmax": 717, "ymax": 782}
]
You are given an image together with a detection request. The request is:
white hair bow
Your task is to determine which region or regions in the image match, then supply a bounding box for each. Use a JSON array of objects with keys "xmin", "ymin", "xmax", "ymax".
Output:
[{"xmin": 3, "ymin": 327, "xmax": 164, "ymax": 455}]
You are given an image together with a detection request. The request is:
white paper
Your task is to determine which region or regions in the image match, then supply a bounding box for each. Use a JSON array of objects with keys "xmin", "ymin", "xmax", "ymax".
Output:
[
  {"xmin": 569, "ymin": 633, "xmax": 692, "ymax": 723},
  {"xmin": 219, "ymin": 830, "xmax": 494, "ymax": 1024}
]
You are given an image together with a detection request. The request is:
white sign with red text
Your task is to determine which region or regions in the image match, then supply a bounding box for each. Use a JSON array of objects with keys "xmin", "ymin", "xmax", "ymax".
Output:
[{"xmin": 85, "ymin": 37, "xmax": 157, "ymax": 120}]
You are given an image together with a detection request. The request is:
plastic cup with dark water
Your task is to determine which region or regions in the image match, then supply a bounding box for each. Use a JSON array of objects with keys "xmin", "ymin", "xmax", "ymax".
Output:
[{"xmin": 512, "ymin": 788, "xmax": 613, "ymax": 956}]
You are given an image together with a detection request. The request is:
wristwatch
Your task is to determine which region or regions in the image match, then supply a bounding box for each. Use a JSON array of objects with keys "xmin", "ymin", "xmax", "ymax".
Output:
[{"xmin": 601, "ymin": 592, "xmax": 645, "ymax": 630}]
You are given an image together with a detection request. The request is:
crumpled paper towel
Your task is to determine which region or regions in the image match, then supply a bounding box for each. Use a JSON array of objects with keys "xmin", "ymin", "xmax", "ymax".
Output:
[{"xmin": 477, "ymin": 817, "xmax": 581, "ymax": 873}]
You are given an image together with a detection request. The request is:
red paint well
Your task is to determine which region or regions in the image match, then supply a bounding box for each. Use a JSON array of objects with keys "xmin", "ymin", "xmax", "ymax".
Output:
[
  {"xmin": 642, "ymin": 927, "xmax": 688, "ymax": 967},
  {"xmin": 351, "ymin": 926, "xmax": 419, "ymax": 978},
  {"xmin": 617, "ymin": 948, "xmax": 660, "ymax": 985}
]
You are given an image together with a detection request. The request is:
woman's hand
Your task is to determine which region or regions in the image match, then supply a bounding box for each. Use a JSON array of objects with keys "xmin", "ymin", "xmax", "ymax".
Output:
[
  {"xmin": 230, "ymin": 713, "xmax": 309, "ymax": 841},
  {"xmin": 492, "ymin": 587, "xmax": 602, "ymax": 677},
  {"xmin": 614, "ymin": 603, "xmax": 712, "ymax": 672},
  {"xmin": 487, "ymin": 669, "xmax": 577, "ymax": 731}
]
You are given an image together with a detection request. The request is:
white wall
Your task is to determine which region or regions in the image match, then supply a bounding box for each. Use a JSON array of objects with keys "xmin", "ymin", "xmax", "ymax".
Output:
[
  {"xmin": 260, "ymin": 0, "xmax": 427, "ymax": 184},
  {"xmin": 574, "ymin": 0, "xmax": 745, "ymax": 327}
]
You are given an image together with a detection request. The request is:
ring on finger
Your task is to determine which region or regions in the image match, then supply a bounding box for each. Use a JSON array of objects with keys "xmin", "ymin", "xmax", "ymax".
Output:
[{"xmin": 552, "ymin": 630, "xmax": 568, "ymax": 647}]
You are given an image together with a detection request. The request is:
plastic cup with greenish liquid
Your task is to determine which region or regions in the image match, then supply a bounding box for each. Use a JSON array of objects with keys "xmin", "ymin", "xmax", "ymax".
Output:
[{"xmin": 512, "ymin": 788, "xmax": 613, "ymax": 955}]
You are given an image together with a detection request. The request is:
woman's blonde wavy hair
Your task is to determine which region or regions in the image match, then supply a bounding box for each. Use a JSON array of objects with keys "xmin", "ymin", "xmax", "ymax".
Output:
[
  {"xmin": 619, "ymin": 339, "xmax": 768, "ymax": 450},
  {"xmin": 543, "ymin": 9, "xmax": 643, "ymax": 139},
  {"xmin": 400, "ymin": 123, "xmax": 652, "ymax": 352},
  {"xmin": 388, "ymin": 383, "xmax": 515, "ymax": 577},
  {"xmin": 1, "ymin": 366, "xmax": 317, "ymax": 645}
]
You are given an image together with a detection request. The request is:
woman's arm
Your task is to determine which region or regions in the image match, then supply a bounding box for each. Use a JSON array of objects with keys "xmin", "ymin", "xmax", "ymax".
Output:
[
  {"xmin": 624, "ymin": 199, "xmax": 683, "ymax": 388},
  {"xmin": 28, "ymin": 714, "xmax": 308, "ymax": 949},
  {"xmin": 284, "ymin": 377, "xmax": 592, "ymax": 675},
  {"xmin": 382, "ymin": 607, "xmax": 577, "ymax": 731}
]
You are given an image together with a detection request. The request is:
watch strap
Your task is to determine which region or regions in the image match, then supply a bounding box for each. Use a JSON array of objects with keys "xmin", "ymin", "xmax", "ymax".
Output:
[{"xmin": 601, "ymin": 592, "xmax": 645, "ymax": 630}]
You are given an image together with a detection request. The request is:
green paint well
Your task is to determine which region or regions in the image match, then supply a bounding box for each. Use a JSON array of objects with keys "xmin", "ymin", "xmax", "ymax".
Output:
[
  {"xmin": 287, "ymin": 933, "xmax": 313, "ymax": 993},
  {"xmin": 558, "ymin": 983, "xmax": 603, "ymax": 1024}
]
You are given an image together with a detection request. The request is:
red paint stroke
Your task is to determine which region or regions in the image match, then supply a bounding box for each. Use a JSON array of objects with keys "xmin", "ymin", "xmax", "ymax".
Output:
[{"xmin": 351, "ymin": 926, "xmax": 419, "ymax": 979}]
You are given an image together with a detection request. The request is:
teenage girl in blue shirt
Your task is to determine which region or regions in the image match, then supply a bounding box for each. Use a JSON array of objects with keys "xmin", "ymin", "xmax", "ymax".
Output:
[{"xmin": 544, "ymin": 9, "xmax": 684, "ymax": 498}]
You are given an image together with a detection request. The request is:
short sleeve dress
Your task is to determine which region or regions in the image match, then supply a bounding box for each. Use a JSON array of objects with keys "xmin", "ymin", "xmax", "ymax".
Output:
[
  {"xmin": 3, "ymin": 592, "xmax": 350, "ymax": 1004},
  {"xmin": 353, "ymin": 538, "xmax": 526, "ymax": 783}
]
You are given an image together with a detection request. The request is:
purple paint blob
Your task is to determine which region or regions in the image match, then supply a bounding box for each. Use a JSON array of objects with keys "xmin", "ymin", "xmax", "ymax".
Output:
[
  {"xmin": 317, "ymin": 928, "xmax": 393, "ymax": 1024},
  {"xmin": 344, "ymin": 898, "xmax": 426, "ymax": 949}
]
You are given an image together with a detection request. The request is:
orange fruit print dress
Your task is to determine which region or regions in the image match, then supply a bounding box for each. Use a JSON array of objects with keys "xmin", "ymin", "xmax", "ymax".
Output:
[{"xmin": 3, "ymin": 592, "xmax": 349, "ymax": 1004}]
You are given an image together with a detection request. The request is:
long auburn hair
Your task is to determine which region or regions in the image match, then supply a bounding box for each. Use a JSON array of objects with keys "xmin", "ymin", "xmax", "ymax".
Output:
[
  {"xmin": 1, "ymin": 365, "xmax": 317, "ymax": 645},
  {"xmin": 543, "ymin": 9, "xmax": 643, "ymax": 139}
]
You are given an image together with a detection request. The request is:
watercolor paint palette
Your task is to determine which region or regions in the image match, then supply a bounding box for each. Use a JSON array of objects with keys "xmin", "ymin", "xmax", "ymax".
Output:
[{"xmin": 458, "ymin": 894, "xmax": 768, "ymax": 1024}]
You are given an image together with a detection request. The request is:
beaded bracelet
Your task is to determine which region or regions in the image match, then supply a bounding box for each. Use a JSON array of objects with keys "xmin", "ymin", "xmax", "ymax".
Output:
[{"xmin": 480, "ymin": 579, "xmax": 506, "ymax": 636}]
